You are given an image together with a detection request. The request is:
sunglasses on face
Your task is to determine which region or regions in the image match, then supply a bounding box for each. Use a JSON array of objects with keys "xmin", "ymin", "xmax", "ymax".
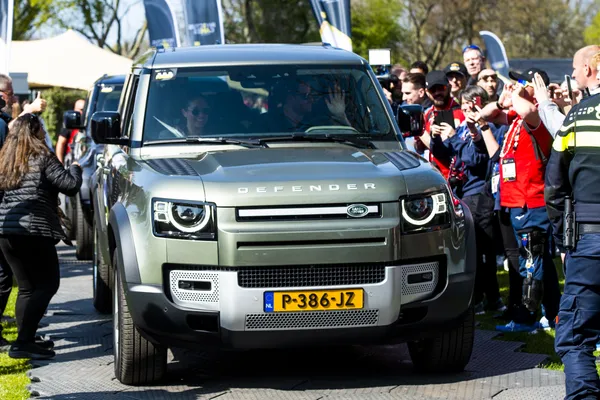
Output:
[
  {"xmin": 189, "ymin": 107, "xmax": 210, "ymax": 116},
  {"xmin": 479, "ymin": 75, "xmax": 497, "ymax": 82},
  {"xmin": 429, "ymin": 85, "xmax": 448, "ymax": 93},
  {"xmin": 295, "ymin": 90, "xmax": 316, "ymax": 101}
]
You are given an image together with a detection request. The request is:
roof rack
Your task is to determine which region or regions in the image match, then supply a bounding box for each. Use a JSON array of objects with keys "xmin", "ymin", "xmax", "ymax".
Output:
[{"xmin": 300, "ymin": 42, "xmax": 334, "ymax": 48}]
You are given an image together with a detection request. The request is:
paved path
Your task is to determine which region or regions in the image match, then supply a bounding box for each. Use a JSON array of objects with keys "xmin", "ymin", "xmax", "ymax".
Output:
[{"xmin": 26, "ymin": 244, "xmax": 566, "ymax": 399}]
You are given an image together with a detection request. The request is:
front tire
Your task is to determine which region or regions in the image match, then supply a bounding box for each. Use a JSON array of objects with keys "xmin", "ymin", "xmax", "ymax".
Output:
[
  {"xmin": 408, "ymin": 307, "xmax": 474, "ymax": 373},
  {"xmin": 75, "ymin": 197, "xmax": 93, "ymax": 260},
  {"xmin": 113, "ymin": 250, "xmax": 167, "ymax": 385},
  {"xmin": 92, "ymin": 219, "xmax": 112, "ymax": 314}
]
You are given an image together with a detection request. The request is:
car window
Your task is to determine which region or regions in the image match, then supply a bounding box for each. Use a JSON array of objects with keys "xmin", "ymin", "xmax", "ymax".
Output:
[
  {"xmin": 95, "ymin": 83, "xmax": 124, "ymax": 113},
  {"xmin": 142, "ymin": 64, "xmax": 392, "ymax": 143}
]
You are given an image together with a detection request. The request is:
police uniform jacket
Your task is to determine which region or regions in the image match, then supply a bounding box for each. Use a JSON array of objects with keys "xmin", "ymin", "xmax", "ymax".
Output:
[{"xmin": 545, "ymin": 93, "xmax": 600, "ymax": 251}]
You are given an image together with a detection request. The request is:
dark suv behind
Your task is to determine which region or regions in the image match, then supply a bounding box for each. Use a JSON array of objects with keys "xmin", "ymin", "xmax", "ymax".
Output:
[{"xmin": 62, "ymin": 74, "xmax": 125, "ymax": 260}]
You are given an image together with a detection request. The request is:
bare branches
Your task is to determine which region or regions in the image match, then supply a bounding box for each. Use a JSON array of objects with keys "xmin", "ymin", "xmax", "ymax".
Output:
[{"xmin": 50, "ymin": 0, "xmax": 145, "ymax": 59}]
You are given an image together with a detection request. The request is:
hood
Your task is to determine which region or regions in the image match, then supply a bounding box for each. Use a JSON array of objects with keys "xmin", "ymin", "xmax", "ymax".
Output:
[{"xmin": 144, "ymin": 148, "xmax": 427, "ymax": 207}]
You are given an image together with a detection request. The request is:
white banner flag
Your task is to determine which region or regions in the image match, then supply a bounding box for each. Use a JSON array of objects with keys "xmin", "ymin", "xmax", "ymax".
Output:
[{"xmin": 0, "ymin": 0, "xmax": 13, "ymax": 74}]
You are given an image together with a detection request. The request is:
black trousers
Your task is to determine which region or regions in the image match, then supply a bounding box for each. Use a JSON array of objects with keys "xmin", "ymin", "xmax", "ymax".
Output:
[
  {"xmin": 0, "ymin": 236, "xmax": 59, "ymax": 343},
  {"xmin": 0, "ymin": 248, "xmax": 13, "ymax": 334},
  {"xmin": 462, "ymin": 192, "xmax": 500, "ymax": 307},
  {"xmin": 497, "ymin": 208, "xmax": 523, "ymax": 308}
]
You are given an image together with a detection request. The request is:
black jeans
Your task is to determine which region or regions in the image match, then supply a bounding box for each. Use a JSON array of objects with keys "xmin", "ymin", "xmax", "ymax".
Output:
[
  {"xmin": 462, "ymin": 192, "xmax": 500, "ymax": 307},
  {"xmin": 0, "ymin": 248, "xmax": 13, "ymax": 334},
  {"xmin": 497, "ymin": 208, "xmax": 523, "ymax": 311},
  {"xmin": 0, "ymin": 236, "xmax": 60, "ymax": 343}
]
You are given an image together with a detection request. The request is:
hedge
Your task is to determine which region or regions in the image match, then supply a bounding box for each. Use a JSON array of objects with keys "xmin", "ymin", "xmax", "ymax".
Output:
[{"xmin": 39, "ymin": 87, "xmax": 87, "ymax": 145}]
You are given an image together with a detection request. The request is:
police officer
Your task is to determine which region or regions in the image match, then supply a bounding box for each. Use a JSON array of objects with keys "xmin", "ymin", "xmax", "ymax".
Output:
[{"xmin": 545, "ymin": 68, "xmax": 600, "ymax": 399}]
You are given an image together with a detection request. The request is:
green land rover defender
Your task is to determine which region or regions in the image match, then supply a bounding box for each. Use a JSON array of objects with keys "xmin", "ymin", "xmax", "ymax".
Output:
[{"xmin": 90, "ymin": 43, "xmax": 476, "ymax": 385}]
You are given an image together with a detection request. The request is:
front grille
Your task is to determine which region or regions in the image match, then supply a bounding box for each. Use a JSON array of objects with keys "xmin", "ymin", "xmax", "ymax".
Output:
[
  {"xmin": 245, "ymin": 309, "xmax": 379, "ymax": 330},
  {"xmin": 238, "ymin": 265, "xmax": 386, "ymax": 288}
]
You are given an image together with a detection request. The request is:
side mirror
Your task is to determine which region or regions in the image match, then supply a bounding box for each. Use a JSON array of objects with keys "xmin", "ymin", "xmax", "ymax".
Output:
[
  {"xmin": 396, "ymin": 104, "xmax": 424, "ymax": 138},
  {"xmin": 63, "ymin": 110, "xmax": 84, "ymax": 130},
  {"xmin": 91, "ymin": 111, "xmax": 127, "ymax": 145}
]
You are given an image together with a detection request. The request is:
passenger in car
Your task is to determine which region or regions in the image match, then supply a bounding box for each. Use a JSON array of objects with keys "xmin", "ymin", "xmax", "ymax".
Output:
[{"xmin": 180, "ymin": 95, "xmax": 212, "ymax": 136}]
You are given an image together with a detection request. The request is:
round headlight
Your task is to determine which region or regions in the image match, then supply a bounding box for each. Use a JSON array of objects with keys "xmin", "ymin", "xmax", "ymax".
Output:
[
  {"xmin": 402, "ymin": 197, "xmax": 435, "ymax": 226},
  {"xmin": 167, "ymin": 203, "xmax": 210, "ymax": 233}
]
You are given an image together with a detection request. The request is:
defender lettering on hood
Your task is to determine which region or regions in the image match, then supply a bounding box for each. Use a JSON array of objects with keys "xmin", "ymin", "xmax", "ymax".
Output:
[{"xmin": 237, "ymin": 183, "xmax": 377, "ymax": 194}]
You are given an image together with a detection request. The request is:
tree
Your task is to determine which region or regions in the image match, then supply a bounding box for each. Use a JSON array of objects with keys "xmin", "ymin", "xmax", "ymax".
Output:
[
  {"xmin": 486, "ymin": 0, "xmax": 590, "ymax": 59},
  {"xmin": 12, "ymin": 0, "xmax": 53, "ymax": 40},
  {"xmin": 51, "ymin": 0, "xmax": 147, "ymax": 59},
  {"xmin": 584, "ymin": 10, "xmax": 600, "ymax": 46},
  {"xmin": 351, "ymin": 0, "xmax": 408, "ymax": 66},
  {"xmin": 222, "ymin": 0, "xmax": 320, "ymax": 44}
]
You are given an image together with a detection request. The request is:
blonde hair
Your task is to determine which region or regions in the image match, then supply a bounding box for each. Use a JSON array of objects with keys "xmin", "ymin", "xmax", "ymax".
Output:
[{"xmin": 592, "ymin": 51, "xmax": 600, "ymax": 72}]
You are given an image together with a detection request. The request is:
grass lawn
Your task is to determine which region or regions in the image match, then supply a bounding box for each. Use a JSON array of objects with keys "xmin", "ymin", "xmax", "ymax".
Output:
[
  {"xmin": 0, "ymin": 286, "xmax": 30, "ymax": 400},
  {"xmin": 476, "ymin": 258, "xmax": 600, "ymax": 374}
]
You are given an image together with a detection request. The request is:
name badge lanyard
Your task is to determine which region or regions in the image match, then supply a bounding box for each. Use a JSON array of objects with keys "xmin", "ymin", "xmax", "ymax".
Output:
[{"xmin": 500, "ymin": 120, "xmax": 522, "ymax": 182}]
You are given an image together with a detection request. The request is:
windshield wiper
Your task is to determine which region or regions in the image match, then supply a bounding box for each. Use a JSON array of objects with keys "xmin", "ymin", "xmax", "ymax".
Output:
[
  {"xmin": 145, "ymin": 136, "xmax": 268, "ymax": 148},
  {"xmin": 257, "ymin": 133, "xmax": 376, "ymax": 149}
]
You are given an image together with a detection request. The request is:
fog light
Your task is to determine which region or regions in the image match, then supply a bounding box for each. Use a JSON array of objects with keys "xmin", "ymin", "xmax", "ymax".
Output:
[
  {"xmin": 407, "ymin": 272, "xmax": 434, "ymax": 284},
  {"xmin": 178, "ymin": 280, "xmax": 212, "ymax": 291}
]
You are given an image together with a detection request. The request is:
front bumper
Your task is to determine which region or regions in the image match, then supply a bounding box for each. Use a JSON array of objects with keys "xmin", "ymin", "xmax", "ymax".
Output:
[{"xmin": 125, "ymin": 258, "xmax": 474, "ymax": 350}]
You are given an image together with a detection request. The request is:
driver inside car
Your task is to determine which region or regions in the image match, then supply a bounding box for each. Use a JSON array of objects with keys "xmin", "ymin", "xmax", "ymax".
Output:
[{"xmin": 267, "ymin": 79, "xmax": 351, "ymax": 133}]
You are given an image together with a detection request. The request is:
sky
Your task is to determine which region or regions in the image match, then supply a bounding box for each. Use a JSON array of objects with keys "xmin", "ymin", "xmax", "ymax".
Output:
[
  {"xmin": 37, "ymin": 0, "xmax": 149, "ymax": 46},
  {"xmin": 118, "ymin": 0, "xmax": 147, "ymax": 43}
]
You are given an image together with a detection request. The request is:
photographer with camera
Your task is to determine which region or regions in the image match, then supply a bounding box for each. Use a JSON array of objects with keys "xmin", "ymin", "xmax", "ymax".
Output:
[
  {"xmin": 478, "ymin": 68, "xmax": 560, "ymax": 333},
  {"xmin": 376, "ymin": 65, "xmax": 405, "ymax": 115}
]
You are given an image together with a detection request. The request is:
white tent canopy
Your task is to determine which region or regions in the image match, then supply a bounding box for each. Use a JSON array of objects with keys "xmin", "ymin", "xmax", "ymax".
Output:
[{"xmin": 9, "ymin": 30, "xmax": 133, "ymax": 90}]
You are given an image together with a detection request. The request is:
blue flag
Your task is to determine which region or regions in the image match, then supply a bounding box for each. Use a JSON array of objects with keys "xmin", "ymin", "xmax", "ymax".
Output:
[
  {"xmin": 183, "ymin": 0, "xmax": 225, "ymax": 46},
  {"xmin": 309, "ymin": 0, "xmax": 352, "ymax": 52},
  {"xmin": 143, "ymin": 0, "xmax": 181, "ymax": 48},
  {"xmin": 479, "ymin": 30, "xmax": 510, "ymax": 79}
]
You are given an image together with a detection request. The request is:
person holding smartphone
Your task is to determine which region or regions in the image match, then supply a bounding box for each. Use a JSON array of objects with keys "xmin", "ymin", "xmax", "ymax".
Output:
[
  {"xmin": 429, "ymin": 85, "xmax": 506, "ymax": 315},
  {"xmin": 478, "ymin": 67, "xmax": 561, "ymax": 333},
  {"xmin": 413, "ymin": 70, "xmax": 465, "ymax": 177},
  {"xmin": 534, "ymin": 45, "xmax": 600, "ymax": 139}
]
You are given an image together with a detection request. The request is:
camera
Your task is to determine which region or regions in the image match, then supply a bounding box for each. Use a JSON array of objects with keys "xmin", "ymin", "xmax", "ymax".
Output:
[
  {"xmin": 369, "ymin": 49, "xmax": 400, "ymax": 92},
  {"xmin": 375, "ymin": 66, "xmax": 399, "ymax": 92}
]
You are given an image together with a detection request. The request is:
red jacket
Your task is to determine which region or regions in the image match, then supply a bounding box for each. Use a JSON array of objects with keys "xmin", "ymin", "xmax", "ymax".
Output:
[
  {"xmin": 499, "ymin": 111, "xmax": 552, "ymax": 209},
  {"xmin": 415, "ymin": 99, "xmax": 465, "ymax": 178}
]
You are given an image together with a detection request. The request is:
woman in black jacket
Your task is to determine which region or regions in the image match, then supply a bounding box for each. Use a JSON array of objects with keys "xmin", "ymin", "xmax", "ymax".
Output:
[{"xmin": 0, "ymin": 113, "xmax": 82, "ymax": 359}]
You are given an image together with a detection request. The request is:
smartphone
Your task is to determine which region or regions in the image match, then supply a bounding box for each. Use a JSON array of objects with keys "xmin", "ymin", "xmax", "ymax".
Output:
[
  {"xmin": 434, "ymin": 110, "xmax": 455, "ymax": 129},
  {"xmin": 474, "ymin": 96, "xmax": 482, "ymax": 108},
  {"xmin": 565, "ymin": 75, "xmax": 574, "ymax": 103}
]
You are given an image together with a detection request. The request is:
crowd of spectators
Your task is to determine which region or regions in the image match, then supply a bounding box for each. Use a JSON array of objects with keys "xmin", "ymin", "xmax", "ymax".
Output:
[{"xmin": 383, "ymin": 44, "xmax": 600, "ymax": 334}]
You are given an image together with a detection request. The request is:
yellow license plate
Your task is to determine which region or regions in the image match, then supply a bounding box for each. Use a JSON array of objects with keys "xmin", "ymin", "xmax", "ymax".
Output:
[{"xmin": 263, "ymin": 289, "xmax": 364, "ymax": 312}]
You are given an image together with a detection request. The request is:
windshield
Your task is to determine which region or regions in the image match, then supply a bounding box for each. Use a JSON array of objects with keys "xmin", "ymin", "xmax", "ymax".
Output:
[
  {"xmin": 95, "ymin": 83, "xmax": 123, "ymax": 112},
  {"xmin": 84, "ymin": 83, "xmax": 123, "ymax": 127},
  {"xmin": 142, "ymin": 64, "xmax": 393, "ymax": 144}
]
